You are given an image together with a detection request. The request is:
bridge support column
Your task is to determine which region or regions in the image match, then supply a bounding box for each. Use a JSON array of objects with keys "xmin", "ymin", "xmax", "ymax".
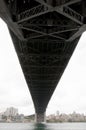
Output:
[{"xmin": 35, "ymin": 112, "xmax": 46, "ymax": 123}]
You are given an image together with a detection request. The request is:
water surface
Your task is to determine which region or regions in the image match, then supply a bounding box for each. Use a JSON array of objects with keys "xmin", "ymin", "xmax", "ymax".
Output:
[{"xmin": 0, "ymin": 123, "xmax": 86, "ymax": 130}]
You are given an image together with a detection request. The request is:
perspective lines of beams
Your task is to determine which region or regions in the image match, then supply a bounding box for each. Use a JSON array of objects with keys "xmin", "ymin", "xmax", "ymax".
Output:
[
  {"xmin": 1, "ymin": 0, "xmax": 86, "ymax": 114},
  {"xmin": 1, "ymin": 0, "xmax": 86, "ymax": 42}
]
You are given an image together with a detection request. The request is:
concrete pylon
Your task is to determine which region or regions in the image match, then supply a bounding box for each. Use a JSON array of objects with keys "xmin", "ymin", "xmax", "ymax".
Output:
[{"xmin": 35, "ymin": 112, "xmax": 46, "ymax": 123}]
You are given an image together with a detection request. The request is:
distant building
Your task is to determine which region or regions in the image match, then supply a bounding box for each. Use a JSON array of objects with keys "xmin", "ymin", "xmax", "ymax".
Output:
[
  {"xmin": 0, "ymin": 107, "xmax": 25, "ymax": 122},
  {"xmin": 47, "ymin": 111, "xmax": 86, "ymax": 123},
  {"xmin": 4, "ymin": 107, "xmax": 18, "ymax": 116},
  {"xmin": 56, "ymin": 111, "xmax": 60, "ymax": 116},
  {"xmin": 14, "ymin": 114, "xmax": 24, "ymax": 122},
  {"xmin": 0, "ymin": 115, "xmax": 2, "ymax": 121}
]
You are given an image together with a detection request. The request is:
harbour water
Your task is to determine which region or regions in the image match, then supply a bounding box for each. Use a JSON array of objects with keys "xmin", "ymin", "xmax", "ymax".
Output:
[{"xmin": 0, "ymin": 123, "xmax": 86, "ymax": 130}]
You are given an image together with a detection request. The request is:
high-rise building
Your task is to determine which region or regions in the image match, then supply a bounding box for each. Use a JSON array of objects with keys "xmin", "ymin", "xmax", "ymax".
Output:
[{"xmin": 4, "ymin": 107, "xmax": 18, "ymax": 116}]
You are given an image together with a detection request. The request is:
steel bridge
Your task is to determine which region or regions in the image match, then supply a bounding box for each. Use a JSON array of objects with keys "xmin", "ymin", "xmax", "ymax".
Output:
[{"xmin": 0, "ymin": 0, "xmax": 86, "ymax": 122}]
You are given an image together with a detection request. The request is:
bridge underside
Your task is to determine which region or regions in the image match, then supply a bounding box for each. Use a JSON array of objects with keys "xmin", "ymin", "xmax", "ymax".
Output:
[{"xmin": 0, "ymin": 0, "xmax": 86, "ymax": 122}]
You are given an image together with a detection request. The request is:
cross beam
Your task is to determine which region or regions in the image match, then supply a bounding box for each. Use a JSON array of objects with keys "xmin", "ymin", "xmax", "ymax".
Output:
[
  {"xmin": 17, "ymin": 5, "xmax": 52, "ymax": 23},
  {"xmin": 19, "ymin": 25, "xmax": 66, "ymax": 41},
  {"xmin": 17, "ymin": 0, "xmax": 83, "ymax": 26},
  {"xmin": 19, "ymin": 23, "xmax": 79, "ymax": 41},
  {"xmin": 55, "ymin": 6, "xmax": 83, "ymax": 25},
  {"xmin": 21, "ymin": 23, "xmax": 79, "ymax": 34},
  {"xmin": 35, "ymin": 0, "xmax": 81, "ymax": 6},
  {"xmin": 35, "ymin": 0, "xmax": 83, "ymax": 25},
  {"xmin": 67, "ymin": 24, "xmax": 86, "ymax": 41}
]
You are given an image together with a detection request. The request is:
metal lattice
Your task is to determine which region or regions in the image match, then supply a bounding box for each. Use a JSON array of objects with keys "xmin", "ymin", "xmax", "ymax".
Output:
[{"xmin": 0, "ymin": 0, "xmax": 85, "ymax": 115}]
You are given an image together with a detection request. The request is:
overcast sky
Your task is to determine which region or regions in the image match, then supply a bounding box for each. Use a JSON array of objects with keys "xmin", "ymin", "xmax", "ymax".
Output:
[{"xmin": 0, "ymin": 18, "xmax": 86, "ymax": 116}]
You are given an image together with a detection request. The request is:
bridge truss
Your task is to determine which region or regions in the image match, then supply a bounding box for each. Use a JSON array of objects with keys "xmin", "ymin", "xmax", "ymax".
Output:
[{"xmin": 0, "ymin": 0, "xmax": 86, "ymax": 122}]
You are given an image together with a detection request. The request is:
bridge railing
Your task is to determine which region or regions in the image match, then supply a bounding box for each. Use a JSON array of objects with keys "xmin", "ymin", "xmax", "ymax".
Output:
[
  {"xmin": 17, "ymin": 5, "xmax": 48, "ymax": 23},
  {"xmin": 63, "ymin": 6, "xmax": 83, "ymax": 23}
]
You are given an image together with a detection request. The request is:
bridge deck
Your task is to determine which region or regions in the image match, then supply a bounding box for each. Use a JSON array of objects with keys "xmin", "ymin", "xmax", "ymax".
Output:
[{"xmin": 0, "ymin": 0, "xmax": 86, "ymax": 122}]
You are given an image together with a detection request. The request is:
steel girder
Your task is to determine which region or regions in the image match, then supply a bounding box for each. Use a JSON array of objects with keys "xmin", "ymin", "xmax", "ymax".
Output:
[{"xmin": 0, "ymin": 0, "xmax": 86, "ymax": 115}]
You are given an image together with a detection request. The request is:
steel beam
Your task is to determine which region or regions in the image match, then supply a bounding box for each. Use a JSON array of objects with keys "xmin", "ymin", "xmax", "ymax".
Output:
[
  {"xmin": 19, "ymin": 24, "xmax": 68, "ymax": 41},
  {"xmin": 35, "ymin": 0, "xmax": 83, "ymax": 25},
  {"xmin": 17, "ymin": 0, "xmax": 83, "ymax": 26},
  {"xmin": 67, "ymin": 24, "xmax": 86, "ymax": 41},
  {"xmin": 35, "ymin": 0, "xmax": 81, "ymax": 6},
  {"xmin": 0, "ymin": 0, "xmax": 24, "ymax": 40},
  {"xmin": 55, "ymin": 6, "xmax": 83, "ymax": 25},
  {"xmin": 19, "ymin": 24, "xmax": 80, "ymax": 41},
  {"xmin": 59, "ymin": 0, "xmax": 82, "ymax": 6},
  {"xmin": 19, "ymin": 24, "xmax": 79, "ymax": 34},
  {"xmin": 20, "ymin": 26, "xmax": 66, "ymax": 41},
  {"xmin": 17, "ymin": 5, "xmax": 51, "ymax": 23}
]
